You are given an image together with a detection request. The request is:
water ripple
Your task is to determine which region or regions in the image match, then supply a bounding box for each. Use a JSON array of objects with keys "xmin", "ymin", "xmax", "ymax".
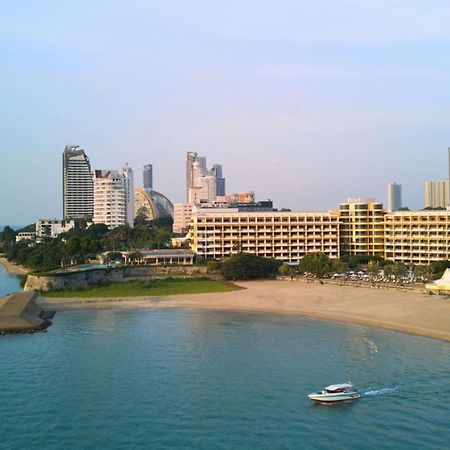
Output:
[{"xmin": 0, "ymin": 308, "xmax": 449, "ymax": 449}]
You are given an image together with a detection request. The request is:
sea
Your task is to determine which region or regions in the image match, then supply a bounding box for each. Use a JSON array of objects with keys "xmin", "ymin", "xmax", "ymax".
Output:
[{"xmin": 0, "ymin": 267, "xmax": 449, "ymax": 449}]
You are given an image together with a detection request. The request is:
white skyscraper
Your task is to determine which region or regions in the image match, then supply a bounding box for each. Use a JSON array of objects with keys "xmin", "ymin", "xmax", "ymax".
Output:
[
  {"xmin": 93, "ymin": 165, "xmax": 134, "ymax": 229},
  {"xmin": 387, "ymin": 182, "xmax": 402, "ymax": 211},
  {"xmin": 424, "ymin": 180, "xmax": 449, "ymax": 209},
  {"xmin": 122, "ymin": 164, "xmax": 134, "ymax": 227}
]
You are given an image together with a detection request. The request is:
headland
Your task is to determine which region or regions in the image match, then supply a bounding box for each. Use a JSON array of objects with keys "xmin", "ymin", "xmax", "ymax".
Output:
[{"xmin": 38, "ymin": 279, "xmax": 450, "ymax": 342}]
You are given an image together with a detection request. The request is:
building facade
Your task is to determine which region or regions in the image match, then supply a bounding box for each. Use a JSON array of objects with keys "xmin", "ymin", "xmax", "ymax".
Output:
[
  {"xmin": 36, "ymin": 219, "xmax": 75, "ymax": 239},
  {"xmin": 424, "ymin": 180, "xmax": 449, "ymax": 209},
  {"xmin": 93, "ymin": 167, "xmax": 134, "ymax": 229},
  {"xmin": 226, "ymin": 192, "xmax": 255, "ymax": 204},
  {"xmin": 62, "ymin": 145, "xmax": 94, "ymax": 220},
  {"xmin": 134, "ymin": 188, "xmax": 174, "ymax": 221},
  {"xmin": 384, "ymin": 211, "xmax": 450, "ymax": 265},
  {"xmin": 337, "ymin": 198, "xmax": 385, "ymax": 257},
  {"xmin": 189, "ymin": 211, "xmax": 340, "ymax": 263},
  {"xmin": 185, "ymin": 152, "xmax": 225, "ymax": 204},
  {"xmin": 143, "ymin": 164, "xmax": 153, "ymax": 189},
  {"xmin": 173, "ymin": 203, "xmax": 194, "ymax": 234},
  {"xmin": 387, "ymin": 182, "xmax": 402, "ymax": 211},
  {"xmin": 212, "ymin": 164, "xmax": 226, "ymax": 196},
  {"xmin": 187, "ymin": 203, "xmax": 450, "ymax": 266}
]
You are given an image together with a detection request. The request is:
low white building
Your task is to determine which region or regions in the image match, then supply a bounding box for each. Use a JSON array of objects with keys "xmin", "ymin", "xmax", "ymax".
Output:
[
  {"xmin": 36, "ymin": 219, "xmax": 75, "ymax": 238},
  {"xmin": 16, "ymin": 231, "xmax": 36, "ymax": 242}
]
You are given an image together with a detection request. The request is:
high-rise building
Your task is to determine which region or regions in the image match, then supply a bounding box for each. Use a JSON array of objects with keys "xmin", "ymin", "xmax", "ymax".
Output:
[
  {"xmin": 122, "ymin": 164, "xmax": 134, "ymax": 227},
  {"xmin": 186, "ymin": 152, "xmax": 198, "ymax": 202},
  {"xmin": 424, "ymin": 180, "xmax": 449, "ymax": 209},
  {"xmin": 93, "ymin": 165, "xmax": 134, "ymax": 229},
  {"xmin": 62, "ymin": 145, "xmax": 94, "ymax": 220},
  {"xmin": 143, "ymin": 164, "xmax": 153, "ymax": 189},
  {"xmin": 387, "ymin": 182, "xmax": 402, "ymax": 211},
  {"xmin": 185, "ymin": 152, "xmax": 222, "ymax": 204},
  {"xmin": 212, "ymin": 164, "xmax": 226, "ymax": 196}
]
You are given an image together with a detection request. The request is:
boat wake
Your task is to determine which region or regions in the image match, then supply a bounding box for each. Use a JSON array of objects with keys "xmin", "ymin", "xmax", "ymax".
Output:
[{"xmin": 363, "ymin": 387, "xmax": 397, "ymax": 397}]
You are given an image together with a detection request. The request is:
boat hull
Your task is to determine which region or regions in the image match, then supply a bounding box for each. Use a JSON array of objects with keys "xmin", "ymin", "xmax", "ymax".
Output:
[{"xmin": 308, "ymin": 393, "xmax": 360, "ymax": 403}]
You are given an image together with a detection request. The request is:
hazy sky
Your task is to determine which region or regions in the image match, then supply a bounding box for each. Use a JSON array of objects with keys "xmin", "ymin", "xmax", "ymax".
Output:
[{"xmin": 2, "ymin": 0, "xmax": 450, "ymax": 224}]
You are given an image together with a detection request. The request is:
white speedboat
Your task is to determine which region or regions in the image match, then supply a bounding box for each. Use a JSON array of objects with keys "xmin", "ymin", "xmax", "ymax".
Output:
[{"xmin": 308, "ymin": 382, "xmax": 360, "ymax": 403}]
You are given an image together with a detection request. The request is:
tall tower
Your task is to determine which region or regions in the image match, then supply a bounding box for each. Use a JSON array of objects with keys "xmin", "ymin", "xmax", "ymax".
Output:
[
  {"xmin": 186, "ymin": 152, "xmax": 197, "ymax": 201},
  {"xmin": 122, "ymin": 164, "xmax": 135, "ymax": 228},
  {"xmin": 143, "ymin": 164, "xmax": 153, "ymax": 189},
  {"xmin": 212, "ymin": 164, "xmax": 226, "ymax": 196},
  {"xmin": 63, "ymin": 145, "xmax": 94, "ymax": 220},
  {"xmin": 387, "ymin": 182, "xmax": 402, "ymax": 211}
]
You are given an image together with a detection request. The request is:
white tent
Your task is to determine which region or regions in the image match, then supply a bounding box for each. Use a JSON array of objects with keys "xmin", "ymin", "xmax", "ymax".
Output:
[{"xmin": 426, "ymin": 268, "xmax": 450, "ymax": 292}]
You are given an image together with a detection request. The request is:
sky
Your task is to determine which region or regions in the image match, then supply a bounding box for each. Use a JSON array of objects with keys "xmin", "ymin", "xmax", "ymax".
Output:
[{"xmin": 2, "ymin": 0, "xmax": 450, "ymax": 224}]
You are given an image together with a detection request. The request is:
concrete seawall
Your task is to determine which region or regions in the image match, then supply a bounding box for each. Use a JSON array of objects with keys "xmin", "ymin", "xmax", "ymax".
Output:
[
  {"xmin": 24, "ymin": 266, "xmax": 209, "ymax": 292},
  {"xmin": 0, "ymin": 292, "xmax": 53, "ymax": 333}
]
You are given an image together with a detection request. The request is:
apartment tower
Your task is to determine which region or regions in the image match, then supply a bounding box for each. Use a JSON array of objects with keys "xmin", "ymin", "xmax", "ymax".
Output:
[
  {"xmin": 424, "ymin": 180, "xmax": 449, "ymax": 209},
  {"xmin": 387, "ymin": 182, "xmax": 402, "ymax": 211},
  {"xmin": 62, "ymin": 145, "xmax": 94, "ymax": 220},
  {"xmin": 93, "ymin": 165, "xmax": 134, "ymax": 229},
  {"xmin": 143, "ymin": 164, "xmax": 153, "ymax": 190}
]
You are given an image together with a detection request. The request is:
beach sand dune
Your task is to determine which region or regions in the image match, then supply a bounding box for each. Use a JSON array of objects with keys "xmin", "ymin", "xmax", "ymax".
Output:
[{"xmin": 39, "ymin": 280, "xmax": 450, "ymax": 342}]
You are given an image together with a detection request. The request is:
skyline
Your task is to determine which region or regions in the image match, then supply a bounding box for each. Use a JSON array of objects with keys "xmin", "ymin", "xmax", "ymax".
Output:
[{"xmin": 2, "ymin": 1, "xmax": 450, "ymax": 223}]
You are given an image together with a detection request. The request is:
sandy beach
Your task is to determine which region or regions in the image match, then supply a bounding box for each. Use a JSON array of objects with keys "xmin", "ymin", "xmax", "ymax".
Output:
[
  {"xmin": 0, "ymin": 256, "xmax": 29, "ymax": 275},
  {"xmin": 38, "ymin": 280, "xmax": 450, "ymax": 342}
]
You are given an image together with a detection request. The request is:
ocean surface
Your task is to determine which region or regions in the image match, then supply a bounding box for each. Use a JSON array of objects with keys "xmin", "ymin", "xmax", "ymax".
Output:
[
  {"xmin": 0, "ymin": 263, "xmax": 22, "ymax": 296},
  {"xmin": 0, "ymin": 270, "xmax": 449, "ymax": 449}
]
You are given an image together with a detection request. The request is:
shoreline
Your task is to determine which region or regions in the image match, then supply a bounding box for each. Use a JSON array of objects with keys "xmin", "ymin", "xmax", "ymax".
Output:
[
  {"xmin": 38, "ymin": 280, "xmax": 450, "ymax": 343},
  {"xmin": 0, "ymin": 256, "xmax": 29, "ymax": 275}
]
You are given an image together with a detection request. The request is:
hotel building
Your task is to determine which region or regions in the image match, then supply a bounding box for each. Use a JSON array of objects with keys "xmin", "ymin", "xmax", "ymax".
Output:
[
  {"xmin": 62, "ymin": 145, "xmax": 94, "ymax": 220},
  {"xmin": 189, "ymin": 211, "xmax": 340, "ymax": 263},
  {"xmin": 384, "ymin": 211, "xmax": 450, "ymax": 265},
  {"xmin": 337, "ymin": 198, "xmax": 385, "ymax": 257},
  {"xmin": 93, "ymin": 166, "xmax": 134, "ymax": 229}
]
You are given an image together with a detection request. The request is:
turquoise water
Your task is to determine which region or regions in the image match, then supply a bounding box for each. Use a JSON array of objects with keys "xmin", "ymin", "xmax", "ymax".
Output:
[
  {"xmin": 0, "ymin": 304, "xmax": 449, "ymax": 449},
  {"xmin": 0, "ymin": 263, "xmax": 21, "ymax": 296}
]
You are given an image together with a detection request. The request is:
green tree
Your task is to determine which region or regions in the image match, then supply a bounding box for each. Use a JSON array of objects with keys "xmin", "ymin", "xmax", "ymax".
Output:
[
  {"xmin": 332, "ymin": 259, "xmax": 348, "ymax": 274},
  {"xmin": 220, "ymin": 253, "xmax": 282, "ymax": 280},
  {"xmin": 392, "ymin": 262, "xmax": 408, "ymax": 277},
  {"xmin": 430, "ymin": 260, "xmax": 450, "ymax": 279},
  {"xmin": 298, "ymin": 252, "xmax": 333, "ymax": 277},
  {"xmin": 414, "ymin": 265, "xmax": 433, "ymax": 280},
  {"xmin": 0, "ymin": 225, "xmax": 17, "ymax": 251},
  {"xmin": 207, "ymin": 260, "xmax": 220, "ymax": 273}
]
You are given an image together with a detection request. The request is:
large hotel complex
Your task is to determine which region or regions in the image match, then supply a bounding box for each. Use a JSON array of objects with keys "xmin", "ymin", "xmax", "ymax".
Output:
[{"xmin": 188, "ymin": 199, "xmax": 450, "ymax": 266}]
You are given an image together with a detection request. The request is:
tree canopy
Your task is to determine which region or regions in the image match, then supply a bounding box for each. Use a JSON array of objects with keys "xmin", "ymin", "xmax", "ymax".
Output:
[
  {"xmin": 220, "ymin": 253, "xmax": 282, "ymax": 280},
  {"xmin": 4, "ymin": 219, "xmax": 174, "ymax": 272},
  {"xmin": 298, "ymin": 252, "xmax": 333, "ymax": 277}
]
